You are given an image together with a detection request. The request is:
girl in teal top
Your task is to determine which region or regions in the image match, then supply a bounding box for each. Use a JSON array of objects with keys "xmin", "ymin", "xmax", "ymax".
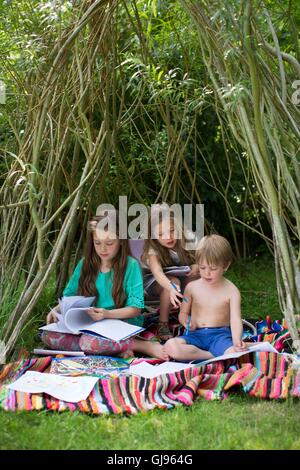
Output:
[
  {"xmin": 44, "ymin": 212, "xmax": 170, "ymax": 359},
  {"xmin": 63, "ymin": 256, "xmax": 144, "ymax": 327},
  {"xmin": 43, "ymin": 212, "xmax": 145, "ymax": 356}
]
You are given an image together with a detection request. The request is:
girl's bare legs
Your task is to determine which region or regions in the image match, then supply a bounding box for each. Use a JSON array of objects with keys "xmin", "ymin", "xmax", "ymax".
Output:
[
  {"xmin": 151, "ymin": 276, "xmax": 180, "ymax": 341},
  {"xmin": 156, "ymin": 275, "xmax": 180, "ymax": 321},
  {"xmin": 164, "ymin": 338, "xmax": 214, "ymax": 361}
]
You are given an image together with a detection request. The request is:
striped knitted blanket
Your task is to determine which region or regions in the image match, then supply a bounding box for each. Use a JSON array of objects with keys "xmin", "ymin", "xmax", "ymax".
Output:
[{"xmin": 0, "ymin": 352, "xmax": 299, "ymax": 414}]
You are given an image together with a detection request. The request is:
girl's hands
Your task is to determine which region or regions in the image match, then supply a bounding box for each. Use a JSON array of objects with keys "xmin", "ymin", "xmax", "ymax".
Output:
[
  {"xmin": 186, "ymin": 264, "xmax": 199, "ymax": 277},
  {"xmin": 233, "ymin": 340, "xmax": 248, "ymax": 352},
  {"xmin": 86, "ymin": 307, "xmax": 108, "ymax": 322},
  {"xmin": 46, "ymin": 309, "xmax": 59, "ymax": 324},
  {"xmin": 169, "ymin": 286, "xmax": 183, "ymax": 307}
]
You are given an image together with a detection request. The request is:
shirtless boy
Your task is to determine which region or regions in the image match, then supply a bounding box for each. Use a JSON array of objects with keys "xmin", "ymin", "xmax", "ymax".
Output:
[{"xmin": 164, "ymin": 234, "xmax": 248, "ymax": 361}]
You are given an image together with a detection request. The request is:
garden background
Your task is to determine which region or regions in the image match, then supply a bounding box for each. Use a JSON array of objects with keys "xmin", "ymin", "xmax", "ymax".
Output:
[{"xmin": 0, "ymin": 0, "xmax": 300, "ymax": 450}]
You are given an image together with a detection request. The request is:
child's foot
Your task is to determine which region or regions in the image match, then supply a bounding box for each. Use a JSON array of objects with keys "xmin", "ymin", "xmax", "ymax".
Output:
[
  {"xmin": 119, "ymin": 349, "xmax": 134, "ymax": 358},
  {"xmin": 148, "ymin": 342, "xmax": 170, "ymax": 361},
  {"xmin": 157, "ymin": 321, "xmax": 173, "ymax": 342}
]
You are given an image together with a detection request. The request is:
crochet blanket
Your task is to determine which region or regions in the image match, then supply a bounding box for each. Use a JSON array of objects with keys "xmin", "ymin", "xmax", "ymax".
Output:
[{"xmin": 0, "ymin": 352, "xmax": 299, "ymax": 415}]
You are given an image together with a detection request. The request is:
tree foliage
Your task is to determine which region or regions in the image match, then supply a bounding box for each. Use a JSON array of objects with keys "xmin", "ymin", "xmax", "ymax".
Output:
[{"xmin": 0, "ymin": 0, "xmax": 299, "ymax": 355}]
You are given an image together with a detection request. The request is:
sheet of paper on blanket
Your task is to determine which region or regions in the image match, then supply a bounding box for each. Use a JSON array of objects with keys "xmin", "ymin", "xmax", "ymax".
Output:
[
  {"xmin": 198, "ymin": 342, "xmax": 279, "ymax": 365},
  {"xmin": 129, "ymin": 361, "xmax": 193, "ymax": 378},
  {"xmin": 7, "ymin": 371, "xmax": 98, "ymax": 402},
  {"xmin": 33, "ymin": 348, "xmax": 85, "ymax": 357}
]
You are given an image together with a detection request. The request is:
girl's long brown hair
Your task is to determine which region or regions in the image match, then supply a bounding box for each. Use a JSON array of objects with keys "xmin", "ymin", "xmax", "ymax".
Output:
[
  {"xmin": 78, "ymin": 213, "xmax": 130, "ymax": 308},
  {"xmin": 141, "ymin": 208, "xmax": 195, "ymax": 267}
]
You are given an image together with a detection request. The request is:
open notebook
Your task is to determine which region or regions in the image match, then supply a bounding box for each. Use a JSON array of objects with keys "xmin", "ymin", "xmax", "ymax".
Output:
[{"xmin": 40, "ymin": 296, "xmax": 145, "ymax": 342}]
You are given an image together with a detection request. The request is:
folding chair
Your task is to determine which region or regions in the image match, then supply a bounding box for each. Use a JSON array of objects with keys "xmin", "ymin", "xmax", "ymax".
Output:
[{"xmin": 129, "ymin": 239, "xmax": 160, "ymax": 310}]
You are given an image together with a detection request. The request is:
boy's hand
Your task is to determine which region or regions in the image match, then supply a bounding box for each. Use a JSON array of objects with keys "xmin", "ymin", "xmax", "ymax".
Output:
[
  {"xmin": 233, "ymin": 340, "xmax": 248, "ymax": 352},
  {"xmin": 178, "ymin": 313, "xmax": 196, "ymax": 331},
  {"xmin": 188, "ymin": 319, "xmax": 196, "ymax": 331},
  {"xmin": 186, "ymin": 264, "xmax": 199, "ymax": 277},
  {"xmin": 86, "ymin": 307, "xmax": 108, "ymax": 321},
  {"xmin": 46, "ymin": 309, "xmax": 59, "ymax": 324},
  {"xmin": 178, "ymin": 312, "xmax": 188, "ymax": 328}
]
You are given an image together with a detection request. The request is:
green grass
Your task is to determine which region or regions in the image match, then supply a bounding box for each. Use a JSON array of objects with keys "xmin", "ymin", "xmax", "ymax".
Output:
[
  {"xmin": 1, "ymin": 254, "xmax": 298, "ymax": 450},
  {"xmin": 1, "ymin": 397, "xmax": 299, "ymax": 450},
  {"xmin": 227, "ymin": 255, "xmax": 281, "ymax": 321}
]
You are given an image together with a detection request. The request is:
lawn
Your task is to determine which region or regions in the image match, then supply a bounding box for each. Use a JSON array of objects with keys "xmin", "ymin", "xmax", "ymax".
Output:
[
  {"xmin": 1, "ymin": 397, "xmax": 299, "ymax": 450},
  {"xmin": 1, "ymin": 254, "xmax": 299, "ymax": 450}
]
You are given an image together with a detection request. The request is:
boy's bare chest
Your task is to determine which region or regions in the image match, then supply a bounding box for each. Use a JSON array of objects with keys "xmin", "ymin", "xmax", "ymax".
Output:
[{"xmin": 192, "ymin": 288, "xmax": 230, "ymax": 310}]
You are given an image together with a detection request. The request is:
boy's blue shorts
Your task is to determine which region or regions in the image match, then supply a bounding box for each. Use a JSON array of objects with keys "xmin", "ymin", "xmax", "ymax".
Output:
[{"xmin": 180, "ymin": 326, "xmax": 233, "ymax": 357}]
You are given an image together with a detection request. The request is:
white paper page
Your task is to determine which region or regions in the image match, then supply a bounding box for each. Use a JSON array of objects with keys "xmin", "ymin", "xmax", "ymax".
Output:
[
  {"xmin": 39, "ymin": 296, "xmax": 95, "ymax": 334},
  {"xmin": 83, "ymin": 319, "xmax": 145, "ymax": 342},
  {"xmin": 58, "ymin": 298, "xmax": 64, "ymax": 315},
  {"xmin": 7, "ymin": 371, "xmax": 98, "ymax": 403},
  {"xmin": 39, "ymin": 322, "xmax": 78, "ymax": 334},
  {"xmin": 155, "ymin": 361, "xmax": 193, "ymax": 375},
  {"xmin": 129, "ymin": 361, "xmax": 193, "ymax": 378},
  {"xmin": 78, "ymin": 318, "xmax": 144, "ymax": 342},
  {"xmin": 64, "ymin": 307, "xmax": 144, "ymax": 340},
  {"xmin": 60, "ymin": 296, "xmax": 95, "ymax": 316},
  {"xmin": 199, "ymin": 342, "xmax": 279, "ymax": 365},
  {"xmin": 248, "ymin": 342, "xmax": 278, "ymax": 353},
  {"xmin": 55, "ymin": 312, "xmax": 68, "ymax": 330},
  {"xmin": 65, "ymin": 296, "xmax": 95, "ymax": 310},
  {"xmin": 64, "ymin": 307, "xmax": 94, "ymax": 333}
]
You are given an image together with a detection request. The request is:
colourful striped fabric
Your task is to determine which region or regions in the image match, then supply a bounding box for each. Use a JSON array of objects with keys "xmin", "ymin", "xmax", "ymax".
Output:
[{"xmin": 0, "ymin": 352, "xmax": 299, "ymax": 415}]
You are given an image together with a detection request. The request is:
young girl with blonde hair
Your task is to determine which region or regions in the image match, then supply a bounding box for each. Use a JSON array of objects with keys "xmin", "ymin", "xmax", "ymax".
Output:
[{"xmin": 141, "ymin": 205, "xmax": 199, "ymax": 341}]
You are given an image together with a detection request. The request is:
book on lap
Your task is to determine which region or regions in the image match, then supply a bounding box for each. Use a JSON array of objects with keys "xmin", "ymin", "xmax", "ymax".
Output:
[
  {"xmin": 144, "ymin": 265, "xmax": 191, "ymax": 290},
  {"xmin": 163, "ymin": 266, "xmax": 191, "ymax": 276},
  {"xmin": 40, "ymin": 295, "xmax": 145, "ymax": 342}
]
